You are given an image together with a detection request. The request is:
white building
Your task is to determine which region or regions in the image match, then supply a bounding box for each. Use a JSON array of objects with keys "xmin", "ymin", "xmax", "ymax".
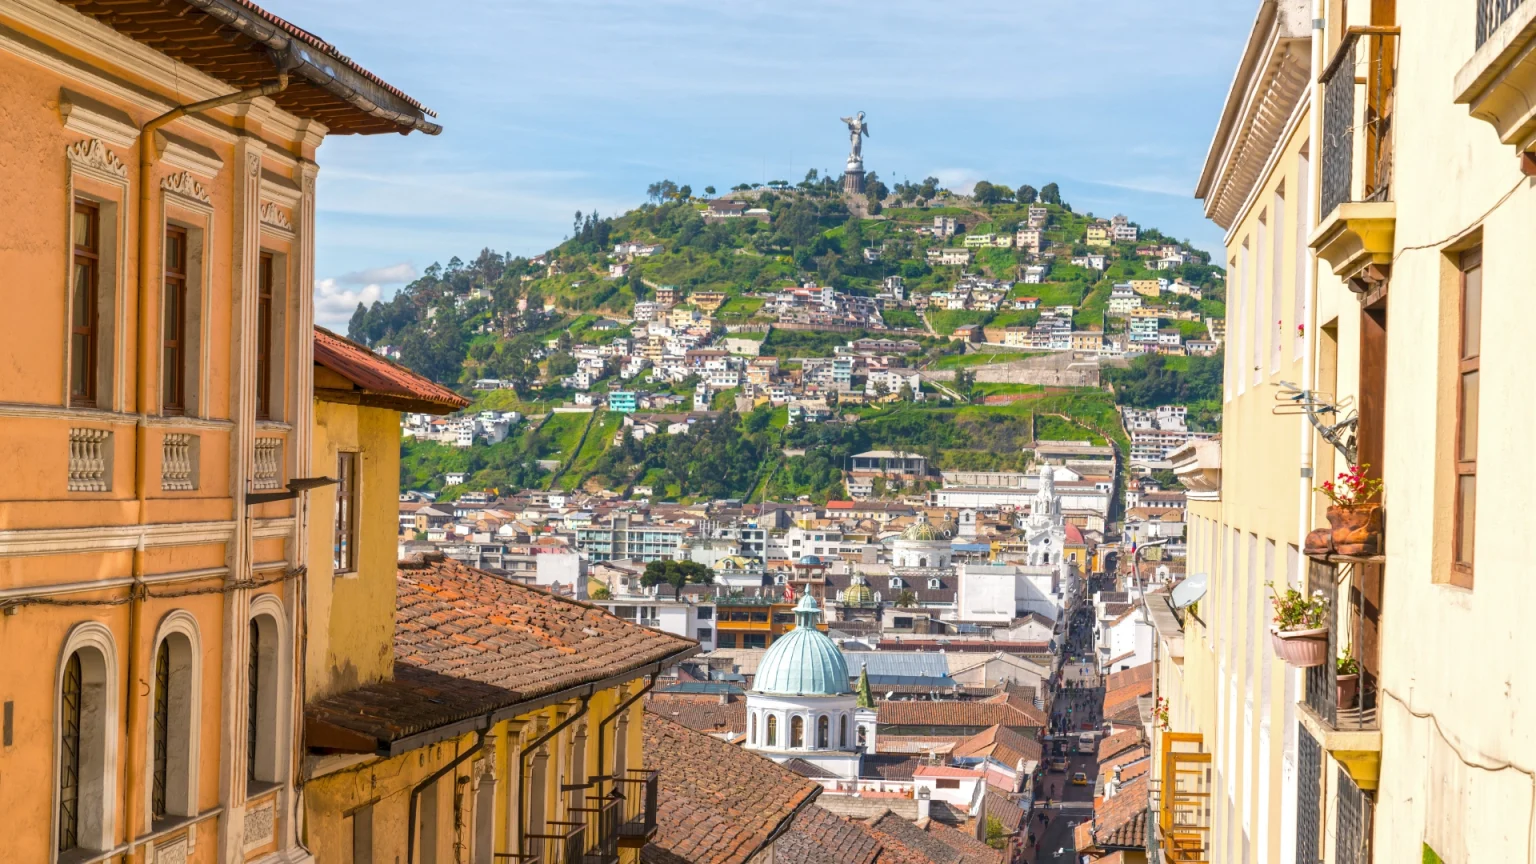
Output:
[{"xmin": 743, "ymin": 595, "xmax": 877, "ymax": 781}]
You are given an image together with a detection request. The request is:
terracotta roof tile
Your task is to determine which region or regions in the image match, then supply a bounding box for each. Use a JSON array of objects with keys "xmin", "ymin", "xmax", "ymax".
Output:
[
  {"xmin": 779, "ymin": 805, "xmax": 883, "ymax": 864},
  {"xmin": 644, "ymin": 696, "xmax": 747, "ymax": 736},
  {"xmin": 315, "ymin": 326, "xmax": 468, "ymax": 412},
  {"xmin": 878, "ymin": 701, "xmax": 1046, "ymax": 730},
  {"xmin": 865, "ymin": 810, "xmax": 1002, "ymax": 864},
  {"xmin": 1098, "ymin": 730, "xmax": 1144, "ymax": 762},
  {"xmin": 306, "ymin": 554, "xmax": 694, "ymax": 748},
  {"xmin": 641, "ymin": 714, "xmax": 821, "ymax": 864},
  {"xmin": 950, "ymin": 724, "xmax": 1043, "ymax": 769},
  {"xmin": 1087, "ymin": 774, "xmax": 1150, "ymax": 850}
]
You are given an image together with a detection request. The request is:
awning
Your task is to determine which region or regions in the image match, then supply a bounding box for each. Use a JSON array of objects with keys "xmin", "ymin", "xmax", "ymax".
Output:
[{"xmin": 1170, "ymin": 572, "xmax": 1208, "ymax": 610}]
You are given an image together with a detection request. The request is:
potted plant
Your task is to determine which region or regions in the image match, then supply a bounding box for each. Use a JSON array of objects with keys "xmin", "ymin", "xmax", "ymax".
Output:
[
  {"xmin": 1317, "ymin": 463, "xmax": 1385, "ymax": 557},
  {"xmin": 1336, "ymin": 647, "xmax": 1360, "ymax": 709},
  {"xmin": 1268, "ymin": 582, "xmax": 1330, "ymax": 667}
]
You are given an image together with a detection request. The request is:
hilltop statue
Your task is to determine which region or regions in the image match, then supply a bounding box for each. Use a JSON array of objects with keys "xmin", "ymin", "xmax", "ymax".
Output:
[
  {"xmin": 840, "ymin": 111, "xmax": 869, "ymax": 196},
  {"xmin": 840, "ymin": 111, "xmax": 870, "ymax": 164}
]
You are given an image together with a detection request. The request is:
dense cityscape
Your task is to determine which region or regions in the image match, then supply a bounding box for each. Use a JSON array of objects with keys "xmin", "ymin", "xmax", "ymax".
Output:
[{"xmin": 0, "ymin": 1, "xmax": 1522, "ymax": 864}]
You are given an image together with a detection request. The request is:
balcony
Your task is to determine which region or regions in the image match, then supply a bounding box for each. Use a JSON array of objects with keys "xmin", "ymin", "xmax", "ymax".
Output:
[
  {"xmin": 1456, "ymin": 0, "xmax": 1536, "ymax": 156},
  {"xmin": 1298, "ymin": 557, "xmax": 1383, "ymax": 791},
  {"xmin": 1157, "ymin": 732, "xmax": 1212, "ymax": 863},
  {"xmin": 1310, "ymin": 27, "xmax": 1399, "ymax": 289},
  {"xmin": 613, "ymin": 769, "xmax": 660, "ymax": 848},
  {"xmin": 510, "ymin": 822, "xmax": 585, "ymax": 864}
]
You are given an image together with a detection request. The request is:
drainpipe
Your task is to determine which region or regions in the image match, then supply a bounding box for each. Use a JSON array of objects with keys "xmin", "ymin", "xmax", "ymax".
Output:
[
  {"xmin": 1297, "ymin": 0, "xmax": 1326, "ymax": 577},
  {"xmin": 123, "ymin": 71, "xmax": 288, "ymax": 861},
  {"xmin": 407, "ymin": 724, "xmax": 490, "ymax": 864},
  {"xmin": 595, "ymin": 674, "xmax": 657, "ymax": 794}
]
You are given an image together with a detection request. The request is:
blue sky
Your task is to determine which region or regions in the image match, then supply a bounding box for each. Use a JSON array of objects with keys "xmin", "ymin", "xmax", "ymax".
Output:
[{"xmin": 263, "ymin": 0, "xmax": 1255, "ymax": 328}]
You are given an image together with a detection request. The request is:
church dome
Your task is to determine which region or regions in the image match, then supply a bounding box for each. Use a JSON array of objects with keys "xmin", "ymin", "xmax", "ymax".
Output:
[
  {"xmin": 843, "ymin": 575, "xmax": 874, "ymax": 605},
  {"xmin": 753, "ymin": 594, "xmax": 851, "ymax": 696},
  {"xmin": 900, "ymin": 518, "xmax": 950, "ymax": 542}
]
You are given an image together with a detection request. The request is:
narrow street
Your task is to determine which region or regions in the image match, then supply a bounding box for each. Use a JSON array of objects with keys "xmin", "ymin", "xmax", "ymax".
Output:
[{"xmin": 1022, "ymin": 603, "xmax": 1103, "ymax": 863}]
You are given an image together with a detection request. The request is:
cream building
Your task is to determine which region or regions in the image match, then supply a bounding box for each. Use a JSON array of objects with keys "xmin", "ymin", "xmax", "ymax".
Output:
[{"xmin": 1161, "ymin": 0, "xmax": 1536, "ymax": 863}]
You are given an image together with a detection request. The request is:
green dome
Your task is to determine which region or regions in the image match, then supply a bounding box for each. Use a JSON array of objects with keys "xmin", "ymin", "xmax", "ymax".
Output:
[
  {"xmin": 753, "ymin": 595, "xmax": 851, "ymax": 696},
  {"xmin": 901, "ymin": 518, "xmax": 950, "ymax": 542}
]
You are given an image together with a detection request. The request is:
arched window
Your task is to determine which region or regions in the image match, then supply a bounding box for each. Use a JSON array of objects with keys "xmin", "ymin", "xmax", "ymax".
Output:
[
  {"xmin": 149, "ymin": 613, "xmax": 200, "ymax": 824},
  {"xmin": 817, "ymin": 715, "xmax": 829, "ymax": 749},
  {"xmin": 57, "ymin": 623, "xmax": 117, "ymax": 856},
  {"xmin": 857, "ymin": 724, "xmax": 868, "ymax": 749},
  {"xmin": 928, "ymin": 577, "xmax": 942, "ymax": 590},
  {"xmin": 247, "ymin": 603, "xmax": 284, "ymax": 791},
  {"xmin": 790, "ymin": 716, "xmax": 804, "ymax": 748},
  {"xmin": 750, "ymin": 712, "xmax": 758, "ymax": 745},
  {"xmin": 840, "ymin": 715, "xmax": 849, "ymax": 747},
  {"xmin": 766, "ymin": 715, "xmax": 777, "ymax": 747},
  {"xmin": 890, "ymin": 577, "xmax": 904, "ymax": 590}
]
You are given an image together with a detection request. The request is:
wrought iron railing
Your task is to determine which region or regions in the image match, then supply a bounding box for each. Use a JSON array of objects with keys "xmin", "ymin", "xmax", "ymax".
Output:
[
  {"xmin": 614, "ymin": 769, "xmax": 659, "ymax": 846},
  {"xmin": 570, "ymin": 794, "xmax": 621, "ymax": 864},
  {"xmin": 1479, "ymin": 0, "xmax": 1527, "ymax": 48},
  {"xmin": 519, "ymin": 822, "xmax": 585, "ymax": 864},
  {"xmin": 1303, "ymin": 558, "xmax": 1381, "ymax": 732},
  {"xmin": 1319, "ymin": 28, "xmax": 1400, "ymax": 218}
]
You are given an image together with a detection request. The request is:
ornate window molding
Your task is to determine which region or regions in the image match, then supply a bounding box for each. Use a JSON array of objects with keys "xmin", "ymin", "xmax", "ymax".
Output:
[
  {"xmin": 258, "ymin": 201, "xmax": 293, "ymax": 233},
  {"xmin": 66, "ymin": 138, "xmax": 128, "ymax": 182},
  {"xmin": 53, "ymin": 621, "xmax": 119, "ymax": 862},
  {"xmin": 160, "ymin": 171, "xmax": 210, "ymax": 205}
]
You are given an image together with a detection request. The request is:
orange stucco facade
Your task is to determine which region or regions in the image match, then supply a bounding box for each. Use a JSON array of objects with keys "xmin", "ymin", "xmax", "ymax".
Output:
[{"xmin": 0, "ymin": 2, "xmax": 431, "ymax": 862}]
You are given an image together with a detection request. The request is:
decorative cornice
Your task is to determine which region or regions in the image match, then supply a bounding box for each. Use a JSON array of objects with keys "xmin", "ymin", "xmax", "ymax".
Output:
[
  {"xmin": 59, "ymin": 89, "xmax": 138, "ymax": 147},
  {"xmin": 162, "ymin": 170, "xmax": 211, "ymax": 204},
  {"xmin": 66, "ymin": 137, "xmax": 127, "ymax": 179},
  {"xmin": 155, "ymin": 130, "xmax": 224, "ymax": 178},
  {"xmin": 260, "ymin": 171, "xmax": 303, "ymax": 208},
  {"xmin": 259, "ymin": 201, "xmax": 293, "ymax": 231}
]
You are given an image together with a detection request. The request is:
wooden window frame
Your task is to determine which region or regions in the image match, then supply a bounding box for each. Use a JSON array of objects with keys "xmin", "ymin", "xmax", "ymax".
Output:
[
  {"xmin": 1451, "ymin": 247, "xmax": 1481, "ymax": 587},
  {"xmin": 162, "ymin": 227, "xmax": 188, "ymax": 415},
  {"xmin": 255, "ymin": 252, "xmax": 274, "ymax": 420},
  {"xmin": 71, "ymin": 200, "xmax": 100, "ymax": 407},
  {"xmin": 334, "ymin": 451, "xmax": 360, "ymax": 574}
]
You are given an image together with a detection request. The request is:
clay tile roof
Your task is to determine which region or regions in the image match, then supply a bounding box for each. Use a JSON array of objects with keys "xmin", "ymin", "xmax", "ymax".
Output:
[
  {"xmin": 951, "ymin": 724, "xmax": 1043, "ymax": 769},
  {"xmin": 305, "ymin": 554, "xmax": 695, "ymax": 752},
  {"xmin": 641, "ymin": 715, "xmax": 821, "ymax": 864},
  {"xmin": 1103, "ymin": 662, "xmax": 1154, "ymax": 692},
  {"xmin": 644, "ymin": 696, "xmax": 747, "ymax": 737},
  {"xmin": 877, "ymin": 701, "xmax": 1046, "ymax": 730},
  {"xmin": 1097, "ymin": 730, "xmax": 1144, "ymax": 762},
  {"xmin": 315, "ymin": 327, "xmax": 469, "ymax": 414},
  {"xmin": 785, "ymin": 758, "xmax": 840, "ymax": 779},
  {"xmin": 54, "ymin": 0, "xmax": 438, "ymax": 134},
  {"xmin": 1091, "ymin": 775, "xmax": 1150, "ymax": 849},
  {"xmin": 778, "ymin": 805, "xmax": 882, "ymax": 864},
  {"xmin": 865, "ymin": 810, "xmax": 1002, "ymax": 864}
]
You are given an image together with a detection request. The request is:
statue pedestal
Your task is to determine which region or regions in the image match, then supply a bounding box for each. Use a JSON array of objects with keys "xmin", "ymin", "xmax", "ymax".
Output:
[{"xmin": 843, "ymin": 164, "xmax": 865, "ymax": 195}]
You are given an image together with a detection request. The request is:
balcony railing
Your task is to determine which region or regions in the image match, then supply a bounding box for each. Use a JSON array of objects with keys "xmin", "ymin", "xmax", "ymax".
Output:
[
  {"xmin": 515, "ymin": 821, "xmax": 586, "ymax": 864},
  {"xmin": 1157, "ymin": 732, "xmax": 1212, "ymax": 864},
  {"xmin": 1303, "ymin": 558, "xmax": 1382, "ymax": 732},
  {"xmin": 1320, "ymin": 27, "xmax": 1400, "ymax": 218},
  {"xmin": 613, "ymin": 769, "xmax": 660, "ymax": 847},
  {"xmin": 1479, "ymin": 0, "xmax": 1526, "ymax": 47}
]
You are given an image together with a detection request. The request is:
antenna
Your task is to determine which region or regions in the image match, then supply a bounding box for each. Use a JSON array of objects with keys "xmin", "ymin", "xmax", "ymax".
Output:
[{"xmin": 1273, "ymin": 381, "xmax": 1358, "ymax": 464}]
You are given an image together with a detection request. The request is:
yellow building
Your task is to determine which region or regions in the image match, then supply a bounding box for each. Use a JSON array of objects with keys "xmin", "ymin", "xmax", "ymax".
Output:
[
  {"xmin": 302, "ymin": 329, "xmax": 698, "ymax": 864},
  {"xmin": 0, "ymin": 3, "xmax": 434, "ymax": 862},
  {"xmin": 1159, "ymin": 1, "xmax": 1318, "ymax": 861},
  {"xmin": 1085, "ymin": 223, "xmax": 1112, "ymax": 247}
]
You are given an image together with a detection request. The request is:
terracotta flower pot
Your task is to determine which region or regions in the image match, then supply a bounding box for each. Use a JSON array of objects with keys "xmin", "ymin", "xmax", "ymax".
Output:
[
  {"xmin": 1328, "ymin": 504, "xmax": 1383, "ymax": 557},
  {"xmin": 1270, "ymin": 627, "xmax": 1329, "ymax": 667},
  {"xmin": 1336, "ymin": 673, "xmax": 1359, "ymax": 710}
]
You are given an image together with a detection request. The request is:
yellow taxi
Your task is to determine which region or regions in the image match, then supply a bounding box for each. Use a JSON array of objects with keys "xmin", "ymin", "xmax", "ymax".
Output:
[{"xmin": 1071, "ymin": 772, "xmax": 1089, "ymax": 786}]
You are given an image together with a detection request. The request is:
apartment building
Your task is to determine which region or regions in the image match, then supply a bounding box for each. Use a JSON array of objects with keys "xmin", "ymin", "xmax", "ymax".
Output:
[
  {"xmin": 1154, "ymin": 2, "xmax": 1316, "ymax": 863},
  {"xmin": 577, "ymin": 514, "xmax": 687, "ymax": 562},
  {"xmin": 0, "ymin": 3, "xmax": 435, "ymax": 861}
]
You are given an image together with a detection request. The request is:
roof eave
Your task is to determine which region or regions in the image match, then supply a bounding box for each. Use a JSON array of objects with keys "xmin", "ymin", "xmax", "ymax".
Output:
[
  {"xmin": 180, "ymin": 0, "xmax": 442, "ymax": 135},
  {"xmin": 1195, "ymin": 1, "xmax": 1281, "ymax": 201}
]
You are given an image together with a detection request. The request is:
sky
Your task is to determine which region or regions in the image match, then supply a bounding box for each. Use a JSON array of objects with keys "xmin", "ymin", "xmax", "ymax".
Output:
[{"xmin": 259, "ymin": 0, "xmax": 1257, "ymax": 329}]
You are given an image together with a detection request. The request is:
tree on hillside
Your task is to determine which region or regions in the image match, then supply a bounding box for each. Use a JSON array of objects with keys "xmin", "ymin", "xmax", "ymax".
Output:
[
  {"xmin": 347, "ymin": 302, "xmax": 368, "ymax": 344},
  {"xmin": 1040, "ymin": 183, "xmax": 1061, "ymax": 204},
  {"xmin": 919, "ymin": 176, "xmax": 940, "ymax": 200},
  {"xmin": 704, "ymin": 185, "xmax": 716, "ymax": 196},
  {"xmin": 973, "ymin": 181, "xmax": 1003, "ymax": 205},
  {"xmin": 1017, "ymin": 184, "xmax": 1038, "ymax": 204},
  {"xmin": 679, "ymin": 184, "xmax": 692, "ymax": 200}
]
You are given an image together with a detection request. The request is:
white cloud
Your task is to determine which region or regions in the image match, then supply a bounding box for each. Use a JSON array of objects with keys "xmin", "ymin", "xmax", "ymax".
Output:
[
  {"xmin": 338, "ymin": 261, "xmax": 418, "ymax": 285},
  {"xmin": 313, "ymin": 278, "xmax": 382, "ymax": 331}
]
